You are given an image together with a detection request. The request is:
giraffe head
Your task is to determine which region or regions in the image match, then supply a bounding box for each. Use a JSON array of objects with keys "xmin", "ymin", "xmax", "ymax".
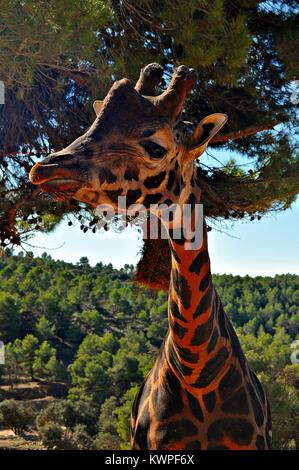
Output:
[{"xmin": 29, "ymin": 64, "xmax": 227, "ymax": 215}]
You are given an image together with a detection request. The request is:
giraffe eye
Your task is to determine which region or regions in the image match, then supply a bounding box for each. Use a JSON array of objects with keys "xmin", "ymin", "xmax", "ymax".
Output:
[{"xmin": 140, "ymin": 140, "xmax": 167, "ymax": 159}]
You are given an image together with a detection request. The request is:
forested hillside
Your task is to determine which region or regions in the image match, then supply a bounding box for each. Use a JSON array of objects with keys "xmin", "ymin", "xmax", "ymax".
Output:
[{"xmin": 0, "ymin": 250, "xmax": 298, "ymax": 449}]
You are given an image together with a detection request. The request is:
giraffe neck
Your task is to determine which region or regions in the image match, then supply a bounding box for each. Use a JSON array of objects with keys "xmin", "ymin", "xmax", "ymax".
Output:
[
  {"xmin": 162, "ymin": 180, "xmax": 235, "ymax": 385},
  {"xmin": 131, "ymin": 169, "xmax": 272, "ymax": 451}
]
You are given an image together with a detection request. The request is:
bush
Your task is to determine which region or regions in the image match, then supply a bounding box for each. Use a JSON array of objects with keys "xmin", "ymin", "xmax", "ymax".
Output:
[
  {"xmin": 38, "ymin": 422, "xmax": 65, "ymax": 449},
  {"xmin": 93, "ymin": 431, "xmax": 121, "ymax": 450},
  {"xmin": 70, "ymin": 424, "xmax": 93, "ymax": 450},
  {"xmin": 36, "ymin": 400, "xmax": 97, "ymax": 449},
  {"xmin": 0, "ymin": 399, "xmax": 33, "ymax": 435},
  {"xmin": 36, "ymin": 399, "xmax": 98, "ymax": 435},
  {"xmin": 36, "ymin": 401, "xmax": 69, "ymax": 429}
]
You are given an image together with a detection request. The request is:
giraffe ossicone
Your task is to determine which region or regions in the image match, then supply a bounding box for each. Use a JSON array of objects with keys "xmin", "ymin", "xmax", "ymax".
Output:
[{"xmin": 29, "ymin": 63, "xmax": 272, "ymax": 450}]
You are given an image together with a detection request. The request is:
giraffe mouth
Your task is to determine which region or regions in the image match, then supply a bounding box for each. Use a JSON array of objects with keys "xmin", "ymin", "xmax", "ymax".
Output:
[
  {"xmin": 36, "ymin": 179, "xmax": 84, "ymax": 202},
  {"xmin": 29, "ymin": 163, "xmax": 85, "ymax": 195},
  {"xmin": 40, "ymin": 178, "xmax": 82, "ymax": 189},
  {"xmin": 39, "ymin": 178, "xmax": 84, "ymax": 198}
]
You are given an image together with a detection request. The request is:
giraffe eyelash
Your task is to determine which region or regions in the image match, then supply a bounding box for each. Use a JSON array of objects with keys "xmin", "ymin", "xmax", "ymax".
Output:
[{"xmin": 140, "ymin": 140, "xmax": 168, "ymax": 159}]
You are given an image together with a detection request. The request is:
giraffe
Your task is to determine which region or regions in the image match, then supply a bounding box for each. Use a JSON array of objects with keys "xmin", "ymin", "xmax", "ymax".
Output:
[{"xmin": 29, "ymin": 63, "xmax": 272, "ymax": 450}]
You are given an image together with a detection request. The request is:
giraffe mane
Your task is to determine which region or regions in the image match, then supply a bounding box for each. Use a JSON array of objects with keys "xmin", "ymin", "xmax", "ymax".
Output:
[{"xmin": 135, "ymin": 237, "xmax": 171, "ymax": 291}]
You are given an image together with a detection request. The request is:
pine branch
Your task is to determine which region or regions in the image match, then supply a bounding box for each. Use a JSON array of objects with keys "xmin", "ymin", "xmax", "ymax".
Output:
[{"xmin": 38, "ymin": 64, "xmax": 91, "ymax": 88}]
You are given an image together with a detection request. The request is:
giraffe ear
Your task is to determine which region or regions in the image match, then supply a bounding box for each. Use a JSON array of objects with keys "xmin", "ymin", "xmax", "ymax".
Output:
[
  {"xmin": 93, "ymin": 100, "xmax": 104, "ymax": 116},
  {"xmin": 183, "ymin": 113, "xmax": 228, "ymax": 164}
]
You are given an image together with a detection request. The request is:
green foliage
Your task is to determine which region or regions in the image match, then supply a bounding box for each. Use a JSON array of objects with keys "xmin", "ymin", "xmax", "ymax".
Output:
[
  {"xmin": 260, "ymin": 365, "xmax": 299, "ymax": 450},
  {"xmin": 0, "ymin": 399, "xmax": 33, "ymax": 435},
  {"xmin": 19, "ymin": 334, "xmax": 39, "ymax": 378},
  {"xmin": 93, "ymin": 396, "xmax": 122, "ymax": 449},
  {"xmin": 4, "ymin": 334, "xmax": 65, "ymax": 382},
  {"xmin": 214, "ymin": 274, "xmax": 299, "ymax": 338},
  {"xmin": 0, "ymin": 0, "xmax": 112, "ymax": 89},
  {"xmin": 116, "ymin": 385, "xmax": 140, "ymax": 449},
  {"xmin": 32, "ymin": 341, "xmax": 65, "ymax": 380},
  {"xmin": 4, "ymin": 342, "xmax": 25, "ymax": 385},
  {"xmin": 238, "ymin": 328, "xmax": 299, "ymax": 450},
  {"xmin": 0, "ymin": 292, "xmax": 20, "ymax": 342},
  {"xmin": 70, "ymin": 424, "xmax": 93, "ymax": 450},
  {"xmin": 76, "ymin": 309, "xmax": 104, "ymax": 335},
  {"xmin": 93, "ymin": 431, "xmax": 121, "ymax": 450},
  {"xmin": 0, "ymin": 253, "xmax": 298, "ymax": 449},
  {"xmin": 98, "ymin": 396, "xmax": 118, "ymax": 435},
  {"xmin": 36, "ymin": 399, "xmax": 98, "ymax": 434},
  {"xmin": 36, "ymin": 400, "xmax": 97, "ymax": 449},
  {"xmin": 68, "ymin": 334, "xmax": 113, "ymax": 403},
  {"xmin": 35, "ymin": 316, "xmax": 56, "ymax": 341},
  {"xmin": 38, "ymin": 422, "xmax": 65, "ymax": 449}
]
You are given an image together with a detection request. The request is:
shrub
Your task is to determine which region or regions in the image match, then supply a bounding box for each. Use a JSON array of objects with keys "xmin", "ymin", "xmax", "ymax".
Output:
[
  {"xmin": 70, "ymin": 424, "xmax": 93, "ymax": 450},
  {"xmin": 36, "ymin": 399, "xmax": 98, "ymax": 435},
  {"xmin": 0, "ymin": 399, "xmax": 33, "ymax": 435},
  {"xmin": 36, "ymin": 400, "xmax": 97, "ymax": 449},
  {"xmin": 36, "ymin": 401, "xmax": 68, "ymax": 429},
  {"xmin": 38, "ymin": 422, "xmax": 65, "ymax": 449},
  {"xmin": 93, "ymin": 431, "xmax": 121, "ymax": 450}
]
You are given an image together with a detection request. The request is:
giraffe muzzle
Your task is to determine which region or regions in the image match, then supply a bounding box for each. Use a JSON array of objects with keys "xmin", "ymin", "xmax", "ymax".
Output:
[{"xmin": 29, "ymin": 162, "xmax": 85, "ymax": 193}]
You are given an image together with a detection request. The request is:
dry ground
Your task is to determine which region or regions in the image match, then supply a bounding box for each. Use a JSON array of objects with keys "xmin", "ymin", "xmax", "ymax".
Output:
[{"xmin": 0, "ymin": 381, "xmax": 59, "ymax": 450}]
